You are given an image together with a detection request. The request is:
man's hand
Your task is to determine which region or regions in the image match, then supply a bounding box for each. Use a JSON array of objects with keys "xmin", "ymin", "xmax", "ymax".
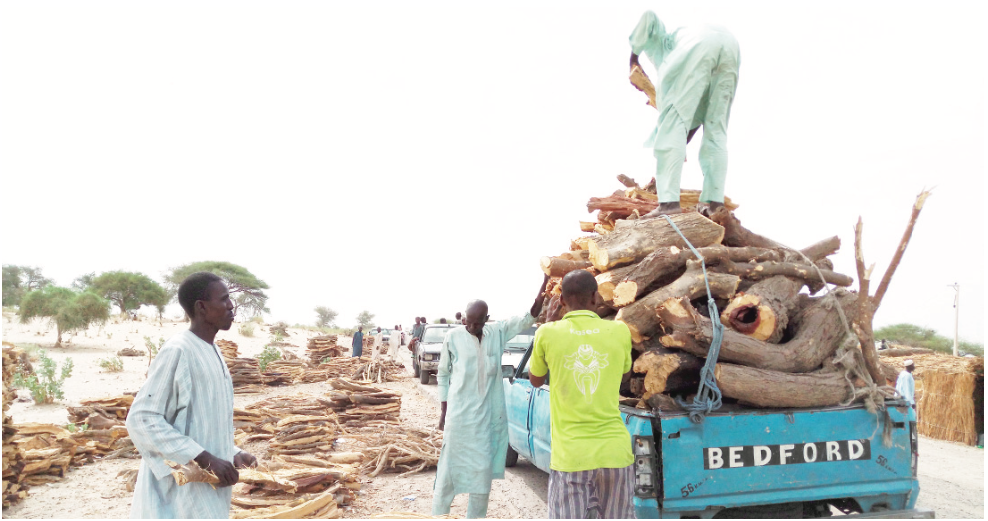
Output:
[
  {"xmin": 530, "ymin": 274, "xmax": 551, "ymax": 317},
  {"xmin": 194, "ymin": 450, "xmax": 239, "ymax": 487},
  {"xmin": 630, "ymin": 52, "xmax": 642, "ymax": 72},
  {"xmin": 233, "ymin": 451, "xmax": 258, "ymax": 470},
  {"xmin": 438, "ymin": 401, "xmax": 447, "ymax": 431}
]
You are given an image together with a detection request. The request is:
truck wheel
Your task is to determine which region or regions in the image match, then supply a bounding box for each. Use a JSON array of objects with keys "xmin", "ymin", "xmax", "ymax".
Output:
[
  {"xmin": 505, "ymin": 445, "xmax": 519, "ymax": 467},
  {"xmin": 420, "ymin": 370, "xmax": 431, "ymax": 384},
  {"xmin": 412, "ymin": 357, "xmax": 421, "ymax": 377}
]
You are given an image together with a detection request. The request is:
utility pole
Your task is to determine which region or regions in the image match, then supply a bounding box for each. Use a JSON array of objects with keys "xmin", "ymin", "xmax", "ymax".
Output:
[{"xmin": 948, "ymin": 283, "xmax": 960, "ymax": 356}]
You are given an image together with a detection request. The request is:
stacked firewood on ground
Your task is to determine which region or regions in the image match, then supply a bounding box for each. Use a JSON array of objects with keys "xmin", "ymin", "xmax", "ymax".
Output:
[
  {"xmin": 297, "ymin": 356, "xmax": 407, "ymax": 384},
  {"xmin": 307, "ymin": 336, "xmax": 344, "ymax": 364},
  {"xmin": 65, "ymin": 395, "xmax": 137, "ymax": 462},
  {"xmin": 880, "ymin": 352, "xmax": 984, "ymax": 445},
  {"xmin": 541, "ymin": 177, "xmax": 932, "ymax": 412},
  {"xmin": 3, "ymin": 345, "xmax": 27, "ymax": 507}
]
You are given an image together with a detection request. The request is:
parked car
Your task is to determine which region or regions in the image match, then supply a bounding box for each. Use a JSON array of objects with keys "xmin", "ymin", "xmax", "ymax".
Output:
[{"xmin": 413, "ymin": 324, "xmax": 458, "ymax": 384}]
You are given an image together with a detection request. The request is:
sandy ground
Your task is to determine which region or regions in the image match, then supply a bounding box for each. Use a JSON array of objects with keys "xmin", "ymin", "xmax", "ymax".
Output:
[{"xmin": 1, "ymin": 315, "xmax": 982, "ymax": 518}]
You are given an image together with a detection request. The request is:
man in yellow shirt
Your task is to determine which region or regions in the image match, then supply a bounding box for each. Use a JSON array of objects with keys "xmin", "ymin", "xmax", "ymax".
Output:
[{"xmin": 530, "ymin": 270, "xmax": 635, "ymax": 519}]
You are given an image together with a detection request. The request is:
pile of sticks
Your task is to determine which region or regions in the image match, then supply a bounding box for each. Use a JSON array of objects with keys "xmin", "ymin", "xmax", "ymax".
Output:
[
  {"xmin": 346, "ymin": 426, "xmax": 442, "ymax": 478},
  {"xmin": 217, "ymin": 339, "xmax": 240, "ymax": 359},
  {"xmin": 66, "ymin": 395, "xmax": 133, "ymax": 430},
  {"xmin": 227, "ymin": 358, "xmax": 267, "ymax": 393},
  {"xmin": 326, "ymin": 379, "xmax": 401, "ymax": 426},
  {"xmin": 264, "ymin": 360, "xmax": 306, "ymax": 386},
  {"xmin": 543, "ymin": 179, "xmax": 931, "ymax": 410},
  {"xmin": 295, "ymin": 356, "xmax": 405, "ymax": 384},
  {"xmin": 307, "ymin": 336, "xmax": 343, "ymax": 364},
  {"xmin": 3, "ymin": 345, "xmax": 26, "ymax": 507}
]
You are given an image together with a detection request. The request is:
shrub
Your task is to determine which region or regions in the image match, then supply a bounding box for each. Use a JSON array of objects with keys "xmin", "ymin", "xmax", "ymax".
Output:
[
  {"xmin": 249, "ymin": 316, "xmax": 264, "ymax": 324},
  {"xmin": 13, "ymin": 350, "xmax": 73, "ymax": 404},
  {"xmin": 144, "ymin": 336, "xmax": 165, "ymax": 359},
  {"xmin": 239, "ymin": 322, "xmax": 255, "ymax": 337},
  {"xmin": 98, "ymin": 356, "xmax": 124, "ymax": 373},
  {"xmin": 258, "ymin": 345, "xmax": 282, "ymax": 372}
]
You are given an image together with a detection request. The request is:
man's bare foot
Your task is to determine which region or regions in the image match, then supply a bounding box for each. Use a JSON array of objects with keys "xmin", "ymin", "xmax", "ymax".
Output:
[{"xmin": 642, "ymin": 202, "xmax": 683, "ymax": 219}]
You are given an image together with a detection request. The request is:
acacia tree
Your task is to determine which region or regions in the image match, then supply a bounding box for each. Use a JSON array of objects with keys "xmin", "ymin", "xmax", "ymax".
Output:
[
  {"xmin": 165, "ymin": 261, "xmax": 270, "ymax": 317},
  {"xmin": 90, "ymin": 271, "xmax": 169, "ymax": 315},
  {"xmin": 356, "ymin": 310, "xmax": 375, "ymax": 330},
  {"xmin": 72, "ymin": 272, "xmax": 95, "ymax": 291},
  {"xmin": 20, "ymin": 286, "xmax": 111, "ymax": 346},
  {"xmin": 314, "ymin": 306, "xmax": 338, "ymax": 328},
  {"xmin": 2, "ymin": 265, "xmax": 53, "ymax": 306}
]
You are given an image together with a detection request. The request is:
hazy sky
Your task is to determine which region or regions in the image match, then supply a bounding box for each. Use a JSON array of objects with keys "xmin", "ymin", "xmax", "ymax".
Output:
[{"xmin": 2, "ymin": 2, "xmax": 984, "ymax": 344}]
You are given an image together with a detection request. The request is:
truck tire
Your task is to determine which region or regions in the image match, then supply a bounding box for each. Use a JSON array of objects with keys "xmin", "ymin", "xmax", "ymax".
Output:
[
  {"xmin": 505, "ymin": 445, "xmax": 519, "ymax": 467},
  {"xmin": 420, "ymin": 370, "xmax": 431, "ymax": 384}
]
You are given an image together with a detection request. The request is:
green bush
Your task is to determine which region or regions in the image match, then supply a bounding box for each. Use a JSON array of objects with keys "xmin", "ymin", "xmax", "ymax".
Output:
[
  {"xmin": 874, "ymin": 323, "xmax": 984, "ymax": 356},
  {"xmin": 249, "ymin": 316, "xmax": 264, "ymax": 324},
  {"xmin": 239, "ymin": 322, "xmax": 255, "ymax": 337},
  {"xmin": 98, "ymin": 356, "xmax": 124, "ymax": 373},
  {"xmin": 144, "ymin": 336, "xmax": 165, "ymax": 359},
  {"xmin": 13, "ymin": 350, "xmax": 73, "ymax": 404},
  {"xmin": 258, "ymin": 345, "xmax": 282, "ymax": 372}
]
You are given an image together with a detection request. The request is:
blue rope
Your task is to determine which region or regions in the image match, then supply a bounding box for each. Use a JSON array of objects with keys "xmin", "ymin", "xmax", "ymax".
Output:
[{"xmin": 662, "ymin": 215, "xmax": 724, "ymax": 423}]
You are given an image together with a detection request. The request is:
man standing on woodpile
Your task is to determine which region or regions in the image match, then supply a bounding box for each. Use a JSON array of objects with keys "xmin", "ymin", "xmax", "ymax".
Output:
[
  {"xmin": 351, "ymin": 326, "xmax": 364, "ymax": 358},
  {"xmin": 629, "ymin": 10, "xmax": 740, "ymax": 218},
  {"xmin": 529, "ymin": 270, "xmax": 635, "ymax": 518},
  {"xmin": 127, "ymin": 272, "xmax": 257, "ymax": 518},
  {"xmin": 433, "ymin": 275, "xmax": 550, "ymax": 518}
]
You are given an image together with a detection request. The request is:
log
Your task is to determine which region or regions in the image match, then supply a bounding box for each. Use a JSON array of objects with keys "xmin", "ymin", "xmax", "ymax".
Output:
[
  {"xmin": 714, "ymin": 363, "xmax": 851, "ymax": 408},
  {"xmin": 596, "ymin": 264, "xmax": 641, "ymax": 305},
  {"xmin": 720, "ymin": 276, "xmax": 803, "ymax": 343},
  {"xmin": 657, "ymin": 292, "xmax": 856, "ymax": 373},
  {"xmin": 707, "ymin": 259, "xmax": 853, "ymax": 288},
  {"xmin": 617, "ymin": 173, "xmax": 640, "ymax": 189},
  {"xmin": 632, "ymin": 348, "xmax": 703, "ymax": 397},
  {"xmin": 645, "ymin": 393, "xmax": 685, "ymax": 412},
  {"xmin": 558, "ymin": 250, "xmax": 590, "ymax": 262},
  {"xmin": 878, "ymin": 347, "xmax": 934, "ymax": 357},
  {"xmin": 708, "ymin": 207, "xmax": 784, "ymax": 249},
  {"xmin": 540, "ymin": 257, "xmax": 593, "ymax": 278},
  {"xmin": 579, "ymin": 221, "xmax": 596, "ymax": 232},
  {"xmin": 587, "ymin": 193, "xmax": 738, "ymax": 220},
  {"xmin": 615, "ymin": 261, "xmax": 740, "ymax": 343},
  {"xmin": 588, "ymin": 213, "xmax": 725, "ymax": 272},
  {"xmin": 629, "ymin": 66, "xmax": 657, "ymax": 108},
  {"xmin": 611, "ymin": 244, "xmax": 786, "ymax": 308}
]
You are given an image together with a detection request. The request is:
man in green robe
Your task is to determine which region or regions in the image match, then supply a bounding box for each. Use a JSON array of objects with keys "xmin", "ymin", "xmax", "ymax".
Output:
[
  {"xmin": 432, "ymin": 276, "xmax": 549, "ymax": 518},
  {"xmin": 629, "ymin": 11, "xmax": 741, "ymax": 217}
]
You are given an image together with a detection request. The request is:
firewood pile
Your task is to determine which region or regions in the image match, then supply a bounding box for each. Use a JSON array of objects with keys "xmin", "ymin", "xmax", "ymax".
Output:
[
  {"xmin": 307, "ymin": 335, "xmax": 343, "ymax": 364},
  {"xmin": 295, "ymin": 356, "xmax": 406, "ymax": 384},
  {"xmin": 228, "ymin": 358, "xmax": 267, "ymax": 393},
  {"xmin": 264, "ymin": 360, "xmax": 306, "ymax": 386},
  {"xmin": 346, "ymin": 425, "xmax": 442, "ymax": 478},
  {"xmin": 326, "ymin": 379, "xmax": 401, "ymax": 425},
  {"xmin": 217, "ymin": 339, "xmax": 240, "ymax": 359},
  {"xmin": 117, "ymin": 347, "xmax": 144, "ymax": 357},
  {"xmin": 544, "ymin": 179, "xmax": 931, "ymax": 411},
  {"xmin": 270, "ymin": 322, "xmax": 292, "ymax": 338},
  {"xmin": 3, "ymin": 345, "xmax": 27, "ymax": 507},
  {"xmin": 66, "ymin": 395, "xmax": 133, "ymax": 430}
]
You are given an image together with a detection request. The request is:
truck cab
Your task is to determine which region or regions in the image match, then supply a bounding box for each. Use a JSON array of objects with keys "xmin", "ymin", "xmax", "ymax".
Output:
[{"xmin": 504, "ymin": 342, "xmax": 925, "ymax": 518}]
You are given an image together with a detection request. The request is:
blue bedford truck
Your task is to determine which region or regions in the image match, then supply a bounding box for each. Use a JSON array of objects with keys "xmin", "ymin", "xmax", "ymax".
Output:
[{"xmin": 502, "ymin": 344, "xmax": 929, "ymax": 518}]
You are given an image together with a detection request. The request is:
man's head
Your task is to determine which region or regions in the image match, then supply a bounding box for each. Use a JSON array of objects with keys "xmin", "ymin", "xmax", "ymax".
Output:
[
  {"xmin": 904, "ymin": 360, "xmax": 915, "ymax": 373},
  {"xmin": 377, "ymin": 327, "xmax": 382, "ymax": 332},
  {"xmin": 464, "ymin": 300, "xmax": 489, "ymax": 336},
  {"xmin": 560, "ymin": 270, "xmax": 598, "ymax": 312},
  {"xmin": 415, "ymin": 317, "xmax": 421, "ymax": 324},
  {"xmin": 455, "ymin": 311, "xmax": 462, "ymax": 320},
  {"xmin": 440, "ymin": 318, "xmax": 447, "ymax": 324},
  {"xmin": 358, "ymin": 326, "xmax": 363, "ymax": 332},
  {"xmin": 178, "ymin": 272, "xmax": 234, "ymax": 330}
]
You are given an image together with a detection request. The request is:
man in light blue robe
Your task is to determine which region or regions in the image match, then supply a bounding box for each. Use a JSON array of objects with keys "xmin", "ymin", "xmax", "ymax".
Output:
[
  {"xmin": 629, "ymin": 11, "xmax": 741, "ymax": 217},
  {"xmin": 433, "ymin": 276, "xmax": 549, "ymax": 518},
  {"xmin": 127, "ymin": 272, "xmax": 257, "ymax": 518}
]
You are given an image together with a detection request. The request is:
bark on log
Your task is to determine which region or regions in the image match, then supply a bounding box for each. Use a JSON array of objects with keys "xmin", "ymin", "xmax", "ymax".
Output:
[
  {"xmin": 540, "ymin": 257, "xmax": 593, "ymax": 278},
  {"xmin": 615, "ymin": 262, "xmax": 740, "ymax": 343},
  {"xmin": 657, "ymin": 292, "xmax": 856, "ymax": 373},
  {"xmin": 632, "ymin": 348, "xmax": 703, "ymax": 398},
  {"xmin": 708, "ymin": 207, "xmax": 785, "ymax": 249},
  {"xmin": 720, "ymin": 276, "xmax": 803, "ymax": 343},
  {"xmin": 715, "ymin": 363, "xmax": 852, "ymax": 408},
  {"xmin": 617, "ymin": 174, "xmax": 640, "ymax": 189},
  {"xmin": 708, "ymin": 259, "xmax": 853, "ymax": 288},
  {"xmin": 558, "ymin": 250, "xmax": 590, "ymax": 262},
  {"xmin": 588, "ymin": 213, "xmax": 725, "ymax": 272},
  {"xmin": 611, "ymin": 245, "xmax": 786, "ymax": 308}
]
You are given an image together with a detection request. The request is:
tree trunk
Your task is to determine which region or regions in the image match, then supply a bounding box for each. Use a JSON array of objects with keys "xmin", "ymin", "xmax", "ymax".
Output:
[
  {"xmin": 615, "ymin": 262, "xmax": 740, "ymax": 343},
  {"xmin": 657, "ymin": 292, "xmax": 856, "ymax": 373},
  {"xmin": 708, "ymin": 259, "xmax": 853, "ymax": 288},
  {"xmin": 540, "ymin": 257, "xmax": 593, "ymax": 278},
  {"xmin": 55, "ymin": 328, "xmax": 63, "ymax": 347},
  {"xmin": 720, "ymin": 276, "xmax": 803, "ymax": 343},
  {"xmin": 588, "ymin": 213, "xmax": 725, "ymax": 272},
  {"xmin": 714, "ymin": 363, "xmax": 853, "ymax": 408},
  {"xmin": 633, "ymin": 347, "xmax": 704, "ymax": 398},
  {"xmin": 707, "ymin": 207, "xmax": 785, "ymax": 249},
  {"xmin": 612, "ymin": 245, "xmax": 785, "ymax": 308}
]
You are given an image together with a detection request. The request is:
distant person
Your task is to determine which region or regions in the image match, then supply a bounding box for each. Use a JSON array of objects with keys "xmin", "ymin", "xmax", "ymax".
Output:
[
  {"xmin": 127, "ymin": 272, "xmax": 257, "ymax": 518},
  {"xmin": 439, "ymin": 318, "xmax": 448, "ymax": 324},
  {"xmin": 373, "ymin": 327, "xmax": 383, "ymax": 359},
  {"xmin": 433, "ymin": 276, "xmax": 549, "ymax": 519},
  {"xmin": 896, "ymin": 359, "xmax": 918, "ymax": 465},
  {"xmin": 629, "ymin": 11, "xmax": 741, "ymax": 218},
  {"xmin": 352, "ymin": 327, "xmax": 364, "ymax": 357},
  {"xmin": 389, "ymin": 324, "xmax": 402, "ymax": 358},
  {"xmin": 530, "ymin": 270, "xmax": 635, "ymax": 519},
  {"xmin": 455, "ymin": 312, "xmax": 464, "ymax": 325},
  {"xmin": 409, "ymin": 317, "xmax": 423, "ymax": 353}
]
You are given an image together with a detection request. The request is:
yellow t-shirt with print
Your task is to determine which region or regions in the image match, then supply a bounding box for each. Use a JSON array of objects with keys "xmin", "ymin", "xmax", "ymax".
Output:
[{"xmin": 530, "ymin": 310, "xmax": 634, "ymax": 472}]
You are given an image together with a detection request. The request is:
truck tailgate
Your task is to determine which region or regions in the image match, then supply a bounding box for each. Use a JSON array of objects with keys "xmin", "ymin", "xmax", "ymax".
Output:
[{"xmin": 657, "ymin": 402, "xmax": 918, "ymax": 515}]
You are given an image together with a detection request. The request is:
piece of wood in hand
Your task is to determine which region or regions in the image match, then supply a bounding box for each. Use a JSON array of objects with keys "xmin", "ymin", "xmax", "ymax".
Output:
[{"xmin": 629, "ymin": 66, "xmax": 657, "ymax": 109}]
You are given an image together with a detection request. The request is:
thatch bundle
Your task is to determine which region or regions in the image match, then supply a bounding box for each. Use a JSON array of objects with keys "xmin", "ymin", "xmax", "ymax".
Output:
[{"xmin": 918, "ymin": 370, "xmax": 979, "ymax": 445}]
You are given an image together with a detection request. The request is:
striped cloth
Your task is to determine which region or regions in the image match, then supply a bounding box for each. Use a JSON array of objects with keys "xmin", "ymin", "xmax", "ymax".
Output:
[
  {"xmin": 126, "ymin": 330, "xmax": 240, "ymax": 518},
  {"xmin": 548, "ymin": 464, "xmax": 636, "ymax": 519}
]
